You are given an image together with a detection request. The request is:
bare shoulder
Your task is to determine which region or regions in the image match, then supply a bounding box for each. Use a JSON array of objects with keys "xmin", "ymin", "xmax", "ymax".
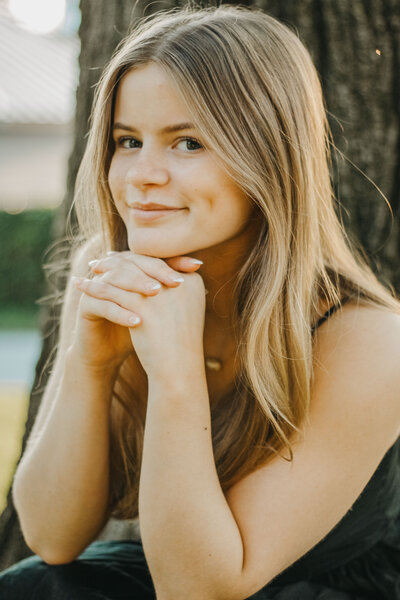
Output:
[
  {"xmin": 311, "ymin": 301, "xmax": 400, "ymax": 446},
  {"xmin": 223, "ymin": 301, "xmax": 400, "ymax": 596},
  {"xmin": 312, "ymin": 300, "xmax": 400, "ymax": 369},
  {"xmin": 313, "ymin": 299, "xmax": 400, "ymax": 344}
]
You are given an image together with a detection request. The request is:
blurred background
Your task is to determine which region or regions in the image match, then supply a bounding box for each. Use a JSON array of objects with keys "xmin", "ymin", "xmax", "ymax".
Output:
[
  {"xmin": 0, "ymin": 0, "xmax": 399, "ymax": 570},
  {"xmin": 0, "ymin": 0, "xmax": 79, "ymax": 514}
]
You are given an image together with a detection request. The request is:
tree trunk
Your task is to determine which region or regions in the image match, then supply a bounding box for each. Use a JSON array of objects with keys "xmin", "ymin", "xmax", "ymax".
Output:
[
  {"xmin": 1, "ymin": 0, "xmax": 399, "ymax": 570},
  {"xmin": 261, "ymin": 0, "xmax": 400, "ymax": 289}
]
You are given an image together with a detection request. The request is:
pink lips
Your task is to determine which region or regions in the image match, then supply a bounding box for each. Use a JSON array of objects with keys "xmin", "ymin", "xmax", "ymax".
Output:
[
  {"xmin": 129, "ymin": 204, "xmax": 185, "ymax": 222},
  {"xmin": 133, "ymin": 202, "xmax": 180, "ymax": 210}
]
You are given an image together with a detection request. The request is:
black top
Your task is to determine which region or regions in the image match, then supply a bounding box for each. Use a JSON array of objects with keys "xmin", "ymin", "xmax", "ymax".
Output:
[
  {"xmin": 311, "ymin": 296, "xmax": 351, "ymax": 336},
  {"xmin": 258, "ymin": 298, "xmax": 400, "ymax": 598},
  {"xmin": 0, "ymin": 299, "xmax": 398, "ymax": 599},
  {"xmin": 263, "ymin": 437, "xmax": 400, "ymax": 598}
]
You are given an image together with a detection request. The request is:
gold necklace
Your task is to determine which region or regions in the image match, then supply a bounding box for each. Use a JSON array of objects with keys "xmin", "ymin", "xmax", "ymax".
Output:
[
  {"xmin": 205, "ymin": 356, "xmax": 223, "ymax": 371},
  {"xmin": 204, "ymin": 301, "xmax": 235, "ymax": 371}
]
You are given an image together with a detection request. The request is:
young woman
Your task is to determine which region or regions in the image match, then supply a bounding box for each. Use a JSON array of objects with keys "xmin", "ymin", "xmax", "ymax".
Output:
[{"xmin": 1, "ymin": 5, "xmax": 399, "ymax": 599}]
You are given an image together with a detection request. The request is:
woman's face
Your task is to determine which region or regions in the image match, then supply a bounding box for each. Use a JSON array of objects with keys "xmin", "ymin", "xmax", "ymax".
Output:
[{"xmin": 108, "ymin": 62, "xmax": 256, "ymax": 258}]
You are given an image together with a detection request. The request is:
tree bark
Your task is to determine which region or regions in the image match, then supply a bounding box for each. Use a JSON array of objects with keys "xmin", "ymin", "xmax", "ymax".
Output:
[
  {"xmin": 260, "ymin": 0, "xmax": 400, "ymax": 288},
  {"xmin": 1, "ymin": 0, "xmax": 399, "ymax": 570}
]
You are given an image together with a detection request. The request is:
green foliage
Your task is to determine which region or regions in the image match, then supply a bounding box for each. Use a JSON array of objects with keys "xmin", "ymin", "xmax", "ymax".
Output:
[
  {"xmin": 0, "ymin": 209, "xmax": 56, "ymax": 323},
  {"xmin": 0, "ymin": 306, "xmax": 39, "ymax": 330}
]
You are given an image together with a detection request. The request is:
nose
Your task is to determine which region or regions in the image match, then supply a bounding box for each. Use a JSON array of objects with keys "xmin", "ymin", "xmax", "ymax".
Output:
[{"xmin": 125, "ymin": 148, "xmax": 170, "ymax": 189}]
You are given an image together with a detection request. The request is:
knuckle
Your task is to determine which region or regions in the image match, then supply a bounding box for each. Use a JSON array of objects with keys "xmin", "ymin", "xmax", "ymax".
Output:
[
  {"xmin": 95, "ymin": 299, "xmax": 117, "ymax": 323},
  {"xmin": 146, "ymin": 281, "xmax": 162, "ymax": 292},
  {"xmin": 79, "ymin": 295, "xmax": 97, "ymax": 317},
  {"xmin": 92, "ymin": 279, "xmax": 108, "ymax": 295},
  {"xmin": 100, "ymin": 270, "xmax": 114, "ymax": 283},
  {"xmin": 146, "ymin": 257, "xmax": 167, "ymax": 271},
  {"xmin": 158, "ymin": 263, "xmax": 180, "ymax": 279},
  {"xmin": 105, "ymin": 302, "xmax": 118, "ymax": 321}
]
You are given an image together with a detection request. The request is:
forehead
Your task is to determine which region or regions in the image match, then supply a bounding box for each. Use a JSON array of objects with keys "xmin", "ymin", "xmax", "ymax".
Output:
[{"xmin": 113, "ymin": 63, "xmax": 192, "ymax": 127}]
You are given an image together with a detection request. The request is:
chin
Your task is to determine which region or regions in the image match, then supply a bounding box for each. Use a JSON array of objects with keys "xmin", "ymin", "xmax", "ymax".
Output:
[{"xmin": 127, "ymin": 237, "xmax": 188, "ymax": 259}]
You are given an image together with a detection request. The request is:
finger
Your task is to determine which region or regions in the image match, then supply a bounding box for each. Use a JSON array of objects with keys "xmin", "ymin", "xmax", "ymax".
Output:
[
  {"xmin": 164, "ymin": 256, "xmax": 203, "ymax": 271},
  {"xmin": 92, "ymin": 265, "xmax": 163, "ymax": 296},
  {"xmin": 89, "ymin": 254, "xmax": 187, "ymax": 287},
  {"xmin": 73, "ymin": 280, "xmax": 141, "ymax": 327},
  {"xmin": 73, "ymin": 277, "xmax": 146, "ymax": 315},
  {"xmin": 122, "ymin": 251, "xmax": 203, "ymax": 272}
]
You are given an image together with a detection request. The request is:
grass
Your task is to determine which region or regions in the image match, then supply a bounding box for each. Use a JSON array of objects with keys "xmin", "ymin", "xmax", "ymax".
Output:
[
  {"xmin": 0, "ymin": 310, "xmax": 38, "ymax": 514},
  {"xmin": 0, "ymin": 383, "xmax": 30, "ymax": 514}
]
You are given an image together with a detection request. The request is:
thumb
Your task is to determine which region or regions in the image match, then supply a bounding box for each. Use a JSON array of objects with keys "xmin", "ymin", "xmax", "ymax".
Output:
[{"xmin": 164, "ymin": 256, "xmax": 203, "ymax": 272}]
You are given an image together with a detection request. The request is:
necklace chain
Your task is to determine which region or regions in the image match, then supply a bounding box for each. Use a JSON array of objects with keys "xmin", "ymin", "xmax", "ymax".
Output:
[{"xmin": 205, "ymin": 356, "xmax": 223, "ymax": 371}]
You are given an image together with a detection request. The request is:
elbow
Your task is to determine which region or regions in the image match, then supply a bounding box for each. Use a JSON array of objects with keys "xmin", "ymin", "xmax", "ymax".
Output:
[
  {"xmin": 12, "ymin": 480, "xmax": 86, "ymax": 566},
  {"xmin": 21, "ymin": 526, "xmax": 79, "ymax": 565},
  {"xmin": 40, "ymin": 552, "xmax": 78, "ymax": 566},
  {"xmin": 26, "ymin": 537, "xmax": 79, "ymax": 566},
  {"xmin": 12, "ymin": 485, "xmax": 70, "ymax": 565},
  {"xmin": 14, "ymin": 507, "xmax": 80, "ymax": 565}
]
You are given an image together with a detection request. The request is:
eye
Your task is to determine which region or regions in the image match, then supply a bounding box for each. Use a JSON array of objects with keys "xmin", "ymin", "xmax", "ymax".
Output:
[
  {"xmin": 116, "ymin": 136, "xmax": 142, "ymax": 149},
  {"xmin": 175, "ymin": 137, "xmax": 203, "ymax": 152}
]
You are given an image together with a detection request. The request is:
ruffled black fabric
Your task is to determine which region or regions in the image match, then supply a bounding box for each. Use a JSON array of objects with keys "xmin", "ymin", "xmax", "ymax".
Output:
[
  {"xmin": 249, "ymin": 538, "xmax": 400, "ymax": 599},
  {"xmin": 249, "ymin": 581, "xmax": 367, "ymax": 599},
  {"xmin": 1, "ymin": 438, "xmax": 398, "ymax": 599},
  {"xmin": 264, "ymin": 437, "xmax": 400, "ymax": 599},
  {"xmin": 0, "ymin": 540, "xmax": 155, "ymax": 600}
]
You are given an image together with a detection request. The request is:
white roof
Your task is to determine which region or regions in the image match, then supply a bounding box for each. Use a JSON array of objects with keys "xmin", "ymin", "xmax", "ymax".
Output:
[{"xmin": 0, "ymin": 2, "xmax": 79, "ymax": 124}]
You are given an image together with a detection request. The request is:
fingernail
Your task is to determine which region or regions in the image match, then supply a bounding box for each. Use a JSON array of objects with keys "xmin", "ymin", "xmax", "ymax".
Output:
[
  {"xmin": 88, "ymin": 259, "xmax": 99, "ymax": 267},
  {"xmin": 106, "ymin": 251, "xmax": 118, "ymax": 256},
  {"xmin": 128, "ymin": 316, "xmax": 141, "ymax": 326},
  {"xmin": 189, "ymin": 258, "xmax": 203, "ymax": 265},
  {"xmin": 150, "ymin": 282, "xmax": 162, "ymax": 290},
  {"xmin": 172, "ymin": 275, "xmax": 185, "ymax": 283}
]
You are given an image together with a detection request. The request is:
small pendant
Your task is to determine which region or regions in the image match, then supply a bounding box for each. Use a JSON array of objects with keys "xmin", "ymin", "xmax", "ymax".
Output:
[{"xmin": 205, "ymin": 357, "xmax": 222, "ymax": 371}]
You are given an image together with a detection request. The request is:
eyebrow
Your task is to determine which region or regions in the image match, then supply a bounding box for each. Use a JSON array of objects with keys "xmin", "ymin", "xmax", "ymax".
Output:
[{"xmin": 113, "ymin": 122, "xmax": 196, "ymax": 134}]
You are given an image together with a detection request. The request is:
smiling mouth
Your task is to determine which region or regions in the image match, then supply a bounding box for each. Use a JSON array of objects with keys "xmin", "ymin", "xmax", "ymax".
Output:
[
  {"xmin": 132, "ymin": 202, "xmax": 182, "ymax": 210},
  {"xmin": 129, "ymin": 207, "xmax": 185, "ymax": 222}
]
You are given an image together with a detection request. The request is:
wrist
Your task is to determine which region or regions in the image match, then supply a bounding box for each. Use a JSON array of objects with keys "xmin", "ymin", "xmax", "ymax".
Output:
[
  {"xmin": 148, "ymin": 350, "xmax": 206, "ymax": 386},
  {"xmin": 148, "ymin": 356, "xmax": 207, "ymax": 397},
  {"xmin": 65, "ymin": 345, "xmax": 121, "ymax": 388},
  {"xmin": 147, "ymin": 366, "xmax": 210, "ymax": 427}
]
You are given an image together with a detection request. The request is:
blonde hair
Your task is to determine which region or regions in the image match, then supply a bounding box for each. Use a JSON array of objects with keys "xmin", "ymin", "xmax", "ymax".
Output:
[{"xmin": 68, "ymin": 5, "xmax": 399, "ymax": 518}]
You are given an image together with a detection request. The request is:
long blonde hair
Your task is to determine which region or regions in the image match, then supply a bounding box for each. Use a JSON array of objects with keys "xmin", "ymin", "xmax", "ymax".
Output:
[{"xmin": 69, "ymin": 5, "xmax": 399, "ymax": 518}]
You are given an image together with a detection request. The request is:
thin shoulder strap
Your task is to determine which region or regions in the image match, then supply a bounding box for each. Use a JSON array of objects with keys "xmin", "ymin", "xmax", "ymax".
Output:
[{"xmin": 311, "ymin": 297, "xmax": 350, "ymax": 335}]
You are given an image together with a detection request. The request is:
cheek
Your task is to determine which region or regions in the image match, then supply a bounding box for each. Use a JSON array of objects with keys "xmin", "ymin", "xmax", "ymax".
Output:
[
  {"xmin": 229, "ymin": 203, "xmax": 253, "ymax": 233},
  {"xmin": 216, "ymin": 182, "xmax": 253, "ymax": 226},
  {"xmin": 108, "ymin": 157, "xmax": 124, "ymax": 198},
  {"xmin": 202, "ymin": 161, "xmax": 252, "ymax": 219}
]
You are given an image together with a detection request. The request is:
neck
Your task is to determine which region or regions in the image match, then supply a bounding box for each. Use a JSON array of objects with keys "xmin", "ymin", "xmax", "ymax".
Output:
[{"xmin": 190, "ymin": 211, "xmax": 263, "ymax": 326}]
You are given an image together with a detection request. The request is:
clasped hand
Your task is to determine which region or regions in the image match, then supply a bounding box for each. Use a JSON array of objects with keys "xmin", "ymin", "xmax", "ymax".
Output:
[{"xmin": 73, "ymin": 251, "xmax": 206, "ymax": 379}]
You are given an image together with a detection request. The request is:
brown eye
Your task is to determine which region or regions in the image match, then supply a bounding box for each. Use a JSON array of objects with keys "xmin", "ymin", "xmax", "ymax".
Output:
[
  {"xmin": 176, "ymin": 138, "xmax": 203, "ymax": 152},
  {"xmin": 118, "ymin": 137, "xmax": 142, "ymax": 149}
]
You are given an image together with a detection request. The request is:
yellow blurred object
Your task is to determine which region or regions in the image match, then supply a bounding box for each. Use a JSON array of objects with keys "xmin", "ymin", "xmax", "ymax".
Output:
[{"xmin": 0, "ymin": 382, "xmax": 29, "ymax": 514}]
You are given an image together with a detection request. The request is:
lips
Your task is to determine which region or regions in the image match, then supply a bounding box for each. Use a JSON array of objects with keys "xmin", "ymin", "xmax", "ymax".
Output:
[
  {"xmin": 132, "ymin": 203, "xmax": 180, "ymax": 210},
  {"xmin": 129, "ymin": 205, "xmax": 185, "ymax": 223}
]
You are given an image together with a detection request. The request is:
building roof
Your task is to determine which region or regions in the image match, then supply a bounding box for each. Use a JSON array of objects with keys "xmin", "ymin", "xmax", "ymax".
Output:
[{"xmin": 0, "ymin": 1, "xmax": 79, "ymax": 124}]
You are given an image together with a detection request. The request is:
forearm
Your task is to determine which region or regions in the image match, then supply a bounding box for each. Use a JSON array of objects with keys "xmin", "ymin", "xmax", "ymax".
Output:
[
  {"xmin": 13, "ymin": 348, "xmax": 115, "ymax": 563},
  {"xmin": 139, "ymin": 365, "xmax": 243, "ymax": 600}
]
